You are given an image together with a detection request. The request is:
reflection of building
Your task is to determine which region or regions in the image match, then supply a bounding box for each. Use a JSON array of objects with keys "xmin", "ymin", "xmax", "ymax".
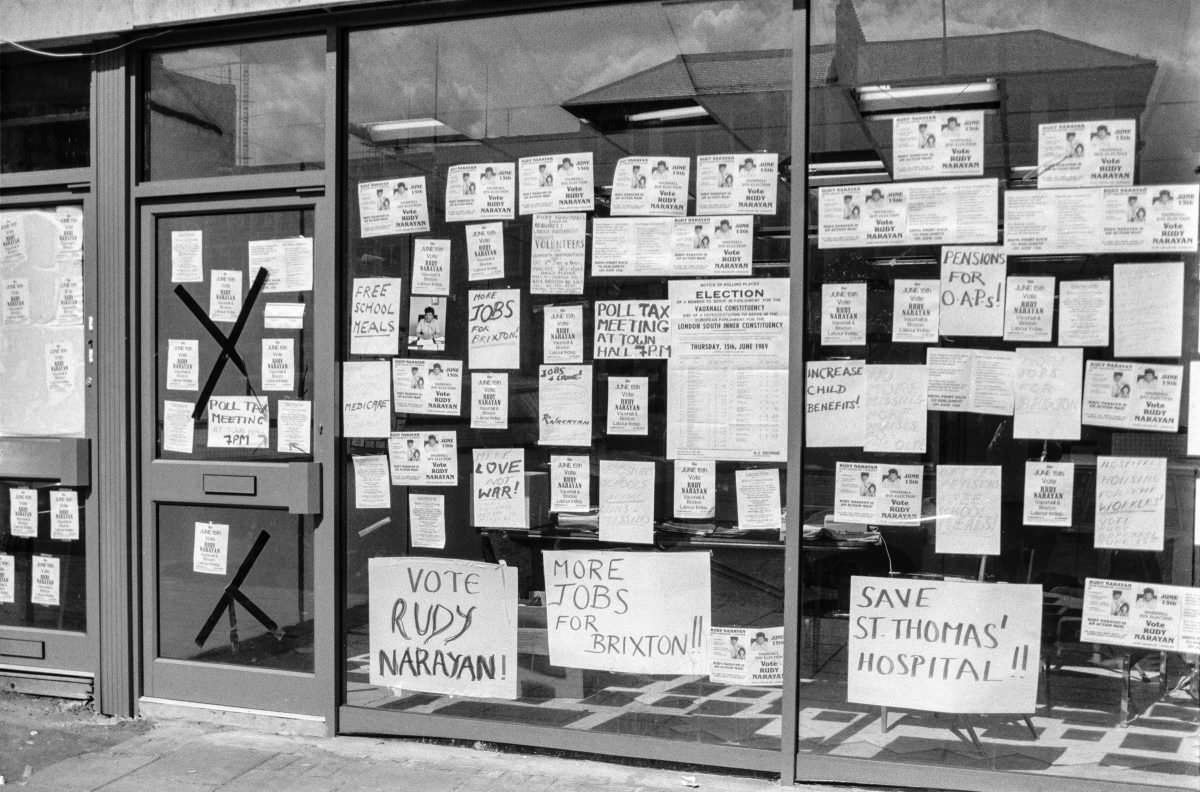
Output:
[{"xmin": 146, "ymin": 54, "xmax": 238, "ymax": 176}]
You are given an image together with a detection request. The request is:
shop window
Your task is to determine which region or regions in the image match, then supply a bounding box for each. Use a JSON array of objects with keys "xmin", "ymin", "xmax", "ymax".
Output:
[
  {"xmin": 144, "ymin": 37, "xmax": 325, "ymax": 180},
  {"xmin": 0, "ymin": 55, "xmax": 90, "ymax": 173},
  {"xmin": 342, "ymin": 1, "xmax": 792, "ymax": 753},
  {"xmin": 798, "ymin": 1, "xmax": 1199, "ymax": 788}
]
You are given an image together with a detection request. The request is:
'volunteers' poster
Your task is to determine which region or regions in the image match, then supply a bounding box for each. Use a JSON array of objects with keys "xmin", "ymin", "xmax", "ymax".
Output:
[
  {"xmin": 353, "ymin": 454, "xmax": 390, "ymax": 509},
  {"xmin": 530, "ymin": 213, "xmax": 586, "ymax": 294}
]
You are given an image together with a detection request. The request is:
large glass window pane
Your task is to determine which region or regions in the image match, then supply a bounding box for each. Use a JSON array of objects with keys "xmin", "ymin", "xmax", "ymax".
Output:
[
  {"xmin": 343, "ymin": 1, "xmax": 791, "ymax": 753},
  {"xmin": 0, "ymin": 481, "xmax": 87, "ymax": 631},
  {"xmin": 0, "ymin": 55, "xmax": 90, "ymax": 173},
  {"xmin": 800, "ymin": 1, "xmax": 1199, "ymax": 788},
  {"xmin": 145, "ymin": 37, "xmax": 324, "ymax": 180}
]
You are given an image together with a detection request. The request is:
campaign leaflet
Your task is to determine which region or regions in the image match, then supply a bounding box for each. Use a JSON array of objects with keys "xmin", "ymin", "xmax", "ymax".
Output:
[
  {"xmin": 543, "ymin": 304, "xmax": 583, "ymax": 364},
  {"xmin": 470, "ymin": 372, "xmax": 508, "ymax": 430},
  {"xmin": 833, "ymin": 461, "xmax": 922, "ymax": 526},
  {"xmin": 710, "ymin": 626, "xmax": 783, "ymax": 686},
  {"xmin": 247, "ymin": 237, "xmax": 313, "ymax": 293},
  {"xmin": 591, "ymin": 218, "xmax": 672, "ymax": 276},
  {"xmin": 925, "ymin": 348, "xmax": 1015, "ymax": 416},
  {"xmin": 892, "ymin": 111, "xmax": 984, "ymax": 180},
  {"xmin": 530, "ymin": 213, "xmax": 586, "ymax": 294},
  {"xmin": 610, "ymin": 156, "xmax": 690, "ymax": 216},
  {"xmin": 696, "ymin": 153, "xmax": 778, "ymax": 215},
  {"xmin": 445, "ymin": 163, "xmax": 515, "ymax": 222},
  {"xmin": 1036, "ymin": 120, "xmax": 1135, "ymax": 189},
  {"xmin": 818, "ymin": 179, "xmax": 998, "ymax": 248},
  {"xmin": 392, "ymin": 358, "xmax": 462, "ymax": 417},
  {"xmin": 550, "ymin": 455, "xmax": 590, "ymax": 513},
  {"xmin": 891, "ymin": 279, "xmax": 939, "ymax": 343},
  {"xmin": 1082, "ymin": 360, "xmax": 1181, "ymax": 432},
  {"xmin": 1003, "ymin": 276, "xmax": 1054, "ymax": 342},
  {"xmin": 670, "ymin": 216, "xmax": 753, "ymax": 276},
  {"xmin": 465, "ymin": 222, "xmax": 505, "ymax": 281},
  {"xmin": 674, "ymin": 459, "xmax": 716, "ymax": 519},
  {"xmin": 518, "ymin": 153, "xmax": 594, "ymax": 215},
  {"xmin": 1057, "ymin": 280, "xmax": 1110, "ymax": 347},
  {"xmin": 358, "ymin": 177, "xmax": 430, "ymax": 236},
  {"xmin": 412, "ymin": 238, "xmax": 450, "ymax": 295},
  {"xmin": 387, "ymin": 430, "xmax": 458, "ymax": 486},
  {"xmin": 1080, "ymin": 578, "xmax": 1200, "ymax": 654},
  {"xmin": 606, "ymin": 376, "xmax": 648, "ymax": 435},
  {"xmin": 821, "ymin": 283, "xmax": 866, "ymax": 346},
  {"xmin": 1023, "ymin": 461, "xmax": 1074, "ymax": 527},
  {"xmin": 1003, "ymin": 185, "xmax": 1199, "ymax": 254}
]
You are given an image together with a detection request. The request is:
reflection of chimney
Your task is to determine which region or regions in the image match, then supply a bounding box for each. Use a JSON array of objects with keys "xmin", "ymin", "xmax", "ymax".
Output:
[{"xmin": 833, "ymin": 0, "xmax": 865, "ymax": 85}]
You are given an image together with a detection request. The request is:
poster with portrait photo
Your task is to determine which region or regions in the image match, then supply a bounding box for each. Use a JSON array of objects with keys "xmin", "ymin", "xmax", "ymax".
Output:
[
  {"xmin": 610, "ymin": 156, "xmax": 690, "ymax": 216},
  {"xmin": 407, "ymin": 296, "xmax": 446, "ymax": 352},
  {"xmin": 387, "ymin": 430, "xmax": 459, "ymax": 486},
  {"xmin": 1037, "ymin": 120, "xmax": 1135, "ymax": 189},
  {"xmin": 392, "ymin": 358, "xmax": 462, "ymax": 417},
  {"xmin": 893, "ymin": 111, "xmax": 983, "ymax": 180},
  {"xmin": 445, "ymin": 163, "xmax": 515, "ymax": 222},
  {"xmin": 1081, "ymin": 578, "xmax": 1200, "ymax": 653},
  {"xmin": 696, "ymin": 153, "xmax": 778, "ymax": 215},
  {"xmin": 833, "ymin": 461, "xmax": 922, "ymax": 526},
  {"xmin": 1082, "ymin": 360, "xmax": 1181, "ymax": 432},
  {"xmin": 357, "ymin": 177, "xmax": 430, "ymax": 236},
  {"xmin": 519, "ymin": 153, "xmax": 595, "ymax": 215},
  {"xmin": 670, "ymin": 216, "xmax": 753, "ymax": 275}
]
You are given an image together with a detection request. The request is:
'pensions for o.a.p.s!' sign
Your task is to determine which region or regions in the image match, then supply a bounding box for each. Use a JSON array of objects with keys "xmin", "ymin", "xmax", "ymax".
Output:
[{"xmin": 848, "ymin": 576, "xmax": 1041, "ymax": 714}]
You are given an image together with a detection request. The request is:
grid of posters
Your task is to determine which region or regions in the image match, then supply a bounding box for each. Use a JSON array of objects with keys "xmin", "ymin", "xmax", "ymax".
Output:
[
  {"xmin": 891, "ymin": 279, "xmax": 939, "ymax": 343},
  {"xmin": 818, "ymin": 179, "xmax": 998, "ymax": 248},
  {"xmin": 166, "ymin": 339, "xmax": 198, "ymax": 391},
  {"xmin": 1037, "ymin": 120, "xmax": 1135, "ymax": 188},
  {"xmin": 392, "ymin": 359, "xmax": 462, "ymax": 416},
  {"xmin": 821, "ymin": 283, "xmax": 866, "ymax": 345},
  {"xmin": 1113, "ymin": 261, "xmax": 1183, "ymax": 358},
  {"xmin": 519, "ymin": 153, "xmax": 594, "ymax": 214},
  {"xmin": 538, "ymin": 365, "xmax": 593, "ymax": 447},
  {"xmin": 667, "ymin": 279, "xmax": 788, "ymax": 462},
  {"xmin": 892, "ymin": 111, "xmax": 984, "ymax": 180},
  {"xmin": 1080, "ymin": 578, "xmax": 1200, "ymax": 654},
  {"xmin": 387, "ymin": 430, "xmax": 458, "ymax": 486},
  {"xmin": 671, "ymin": 217, "xmax": 753, "ymax": 275},
  {"xmin": 1082, "ymin": 360, "xmax": 1181, "ymax": 431},
  {"xmin": 358, "ymin": 177, "xmax": 430, "ymax": 236},
  {"xmin": 925, "ymin": 348, "xmax": 1015, "ymax": 415},
  {"xmin": 50, "ymin": 489, "xmax": 78, "ymax": 541},
  {"xmin": 30, "ymin": 556, "xmax": 59, "ymax": 606},
  {"xmin": 1012, "ymin": 347, "xmax": 1082, "ymax": 440},
  {"xmin": 445, "ymin": 163, "xmax": 515, "ymax": 222},
  {"xmin": 610, "ymin": 156, "xmax": 690, "ymax": 216},
  {"xmin": 833, "ymin": 462, "xmax": 922, "ymax": 526},
  {"xmin": 1095, "ymin": 456, "xmax": 1166, "ymax": 551},
  {"xmin": 1023, "ymin": 461, "xmax": 1074, "ymax": 527},
  {"xmin": 935, "ymin": 465, "xmax": 1002, "ymax": 556},
  {"xmin": 530, "ymin": 213, "xmax": 586, "ymax": 294},
  {"xmin": 696, "ymin": 153, "xmax": 778, "ymax": 215}
]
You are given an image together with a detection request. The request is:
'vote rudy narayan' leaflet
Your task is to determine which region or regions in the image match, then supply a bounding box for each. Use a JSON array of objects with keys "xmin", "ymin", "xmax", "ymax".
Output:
[
  {"xmin": 818, "ymin": 179, "xmax": 998, "ymax": 248},
  {"xmin": 610, "ymin": 156, "xmax": 690, "ymax": 216},
  {"xmin": 674, "ymin": 459, "xmax": 716, "ymax": 519},
  {"xmin": 358, "ymin": 177, "xmax": 430, "ymax": 236},
  {"xmin": 470, "ymin": 372, "xmax": 508, "ymax": 430},
  {"xmin": 891, "ymin": 279, "xmax": 939, "ymax": 343},
  {"xmin": 1023, "ymin": 461, "xmax": 1074, "ymax": 527},
  {"xmin": 696, "ymin": 153, "xmax": 778, "ymax": 215},
  {"xmin": 387, "ymin": 430, "xmax": 458, "ymax": 487},
  {"xmin": 445, "ymin": 163, "xmax": 515, "ymax": 222},
  {"xmin": 667, "ymin": 278, "xmax": 789, "ymax": 462},
  {"xmin": 518, "ymin": 153, "xmax": 595, "ymax": 215},
  {"xmin": 892, "ymin": 111, "xmax": 984, "ymax": 180},
  {"xmin": 1082, "ymin": 360, "xmax": 1181, "ymax": 432},
  {"xmin": 530, "ymin": 213, "xmax": 586, "ymax": 294},
  {"xmin": 466, "ymin": 222, "xmax": 505, "ymax": 282},
  {"xmin": 412, "ymin": 239, "xmax": 450, "ymax": 295},
  {"xmin": 821, "ymin": 282, "xmax": 866, "ymax": 346},
  {"xmin": 833, "ymin": 462, "xmax": 922, "ymax": 526},
  {"xmin": 1080, "ymin": 578, "xmax": 1200, "ymax": 654},
  {"xmin": 543, "ymin": 304, "xmax": 583, "ymax": 364},
  {"xmin": 1036, "ymin": 119, "xmax": 1135, "ymax": 189},
  {"xmin": 392, "ymin": 358, "xmax": 462, "ymax": 417},
  {"xmin": 1003, "ymin": 276, "xmax": 1054, "ymax": 342},
  {"xmin": 349, "ymin": 277, "xmax": 402, "ymax": 356}
]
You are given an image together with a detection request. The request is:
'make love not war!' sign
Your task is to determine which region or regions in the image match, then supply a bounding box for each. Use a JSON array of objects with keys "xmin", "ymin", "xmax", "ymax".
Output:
[
  {"xmin": 848, "ymin": 576, "xmax": 1041, "ymax": 714},
  {"xmin": 369, "ymin": 557, "xmax": 517, "ymax": 699},
  {"xmin": 544, "ymin": 550, "xmax": 711, "ymax": 675}
]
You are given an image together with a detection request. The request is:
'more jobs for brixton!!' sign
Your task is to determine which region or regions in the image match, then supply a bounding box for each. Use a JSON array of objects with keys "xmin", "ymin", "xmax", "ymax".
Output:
[
  {"xmin": 848, "ymin": 576, "xmax": 1042, "ymax": 714},
  {"xmin": 369, "ymin": 557, "xmax": 517, "ymax": 699}
]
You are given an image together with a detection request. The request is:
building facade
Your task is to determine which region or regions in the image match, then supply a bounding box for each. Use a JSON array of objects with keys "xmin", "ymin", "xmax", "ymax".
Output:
[{"xmin": 0, "ymin": 1, "xmax": 1197, "ymax": 790}]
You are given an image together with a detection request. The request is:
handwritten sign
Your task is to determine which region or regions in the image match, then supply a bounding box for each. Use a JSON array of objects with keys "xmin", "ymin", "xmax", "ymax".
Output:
[
  {"xmin": 538, "ymin": 365, "xmax": 593, "ymax": 447},
  {"xmin": 469, "ymin": 289, "xmax": 520, "ymax": 369},
  {"xmin": 209, "ymin": 269, "xmax": 242, "ymax": 323},
  {"xmin": 369, "ymin": 557, "xmax": 517, "ymax": 698},
  {"xmin": 599, "ymin": 460, "xmax": 655, "ymax": 544},
  {"xmin": 472, "ymin": 448, "xmax": 525, "ymax": 529},
  {"xmin": 594, "ymin": 300, "xmax": 670, "ymax": 359},
  {"xmin": 544, "ymin": 550, "xmax": 710, "ymax": 674},
  {"xmin": 0, "ymin": 554, "xmax": 13, "ymax": 604},
  {"xmin": 1012, "ymin": 347, "xmax": 1081, "ymax": 440},
  {"xmin": 261, "ymin": 338, "xmax": 294, "ymax": 391},
  {"xmin": 805, "ymin": 360, "xmax": 864, "ymax": 447},
  {"xmin": 938, "ymin": 246, "xmax": 1006, "ymax": 336},
  {"xmin": 1095, "ymin": 456, "xmax": 1166, "ymax": 551},
  {"xmin": 343, "ymin": 361, "xmax": 391, "ymax": 438},
  {"xmin": 1081, "ymin": 578, "xmax": 1200, "ymax": 654},
  {"xmin": 849, "ymin": 576, "xmax": 1041, "ymax": 713},
  {"xmin": 935, "ymin": 465, "xmax": 1002, "ymax": 556},
  {"xmin": 392, "ymin": 358, "xmax": 462, "ymax": 417},
  {"xmin": 30, "ymin": 555, "xmax": 60, "ymax": 606},
  {"xmin": 207, "ymin": 395, "xmax": 269, "ymax": 449},
  {"xmin": 863, "ymin": 364, "xmax": 927, "ymax": 454},
  {"xmin": 1113, "ymin": 261, "xmax": 1182, "ymax": 358},
  {"xmin": 353, "ymin": 455, "xmax": 391, "ymax": 509}
]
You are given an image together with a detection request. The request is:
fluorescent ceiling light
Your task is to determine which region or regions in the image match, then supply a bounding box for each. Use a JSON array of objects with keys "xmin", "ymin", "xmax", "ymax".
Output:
[
  {"xmin": 626, "ymin": 105, "xmax": 709, "ymax": 123},
  {"xmin": 368, "ymin": 118, "xmax": 447, "ymax": 134},
  {"xmin": 856, "ymin": 80, "xmax": 998, "ymax": 113},
  {"xmin": 808, "ymin": 159, "xmax": 886, "ymax": 173}
]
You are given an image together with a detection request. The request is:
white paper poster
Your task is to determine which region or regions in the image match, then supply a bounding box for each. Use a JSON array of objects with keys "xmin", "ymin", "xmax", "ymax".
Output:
[
  {"xmin": 1113, "ymin": 261, "xmax": 1182, "ymax": 358},
  {"xmin": 1003, "ymin": 276, "xmax": 1054, "ymax": 342},
  {"xmin": 264, "ymin": 302, "xmax": 305, "ymax": 330},
  {"xmin": 45, "ymin": 341, "xmax": 76, "ymax": 397},
  {"xmin": 387, "ymin": 430, "xmax": 458, "ymax": 487},
  {"xmin": 54, "ymin": 275, "xmax": 83, "ymax": 325},
  {"xmin": 538, "ymin": 365, "xmax": 593, "ymax": 447},
  {"xmin": 821, "ymin": 283, "xmax": 866, "ymax": 346},
  {"xmin": 543, "ymin": 304, "xmax": 583, "ymax": 364},
  {"xmin": 1057, "ymin": 280, "xmax": 1110, "ymax": 347},
  {"xmin": 10, "ymin": 487, "xmax": 37, "ymax": 537},
  {"xmin": 1190, "ymin": 361, "xmax": 1200, "ymax": 457},
  {"xmin": 472, "ymin": 448, "xmax": 525, "ymax": 529},
  {"xmin": 1095, "ymin": 456, "xmax": 1166, "ymax": 551},
  {"xmin": 805, "ymin": 360, "xmax": 865, "ymax": 448},
  {"xmin": 207, "ymin": 395, "xmax": 269, "ymax": 449},
  {"xmin": 261, "ymin": 338, "xmax": 294, "ymax": 391},
  {"xmin": 1023, "ymin": 461, "xmax": 1074, "ymax": 527},
  {"xmin": 358, "ymin": 177, "xmax": 430, "ymax": 236},
  {"xmin": 350, "ymin": 277, "xmax": 402, "ymax": 356},
  {"xmin": 599, "ymin": 460, "xmax": 656, "ymax": 544},
  {"xmin": 935, "ymin": 465, "xmax": 1002, "ymax": 556},
  {"xmin": 276, "ymin": 399, "xmax": 311, "ymax": 454},
  {"xmin": 392, "ymin": 358, "xmax": 462, "ymax": 417},
  {"xmin": 696, "ymin": 153, "xmax": 778, "ymax": 215},
  {"xmin": 30, "ymin": 556, "xmax": 60, "ymax": 607},
  {"xmin": 735, "ymin": 468, "xmax": 781, "ymax": 533},
  {"xmin": 466, "ymin": 222, "xmax": 505, "ymax": 281},
  {"xmin": 607, "ymin": 376, "xmax": 648, "ymax": 436},
  {"xmin": 369, "ymin": 557, "xmax": 518, "ymax": 698},
  {"xmin": 544, "ymin": 550, "xmax": 710, "ymax": 674},
  {"xmin": 1037, "ymin": 120, "xmax": 1136, "ymax": 189},
  {"xmin": 530, "ymin": 213, "xmax": 586, "ymax": 294},
  {"xmin": 1080, "ymin": 578, "xmax": 1200, "ymax": 654},
  {"xmin": 166, "ymin": 339, "xmax": 198, "ymax": 391},
  {"xmin": 1012, "ymin": 347, "xmax": 1082, "ymax": 440},
  {"xmin": 710, "ymin": 626, "xmax": 783, "ymax": 686},
  {"xmin": 519, "ymin": 153, "xmax": 594, "ymax": 215},
  {"xmin": 938, "ymin": 246, "xmax": 1006, "ymax": 336},
  {"xmin": 0, "ymin": 214, "xmax": 25, "ymax": 267},
  {"xmin": 192, "ymin": 521, "xmax": 229, "ymax": 575},
  {"xmin": 471, "ymin": 372, "xmax": 508, "ymax": 430},
  {"xmin": 674, "ymin": 460, "xmax": 716, "ymax": 519},
  {"xmin": 412, "ymin": 238, "xmax": 450, "ymax": 295},
  {"xmin": 550, "ymin": 455, "xmax": 590, "ymax": 513},
  {"xmin": 863, "ymin": 364, "xmax": 927, "ymax": 454},
  {"xmin": 819, "ymin": 179, "xmax": 998, "ymax": 248},
  {"xmin": 925, "ymin": 347, "xmax": 1015, "ymax": 416},
  {"xmin": 667, "ymin": 278, "xmax": 789, "ymax": 462},
  {"xmin": 209, "ymin": 270, "xmax": 242, "ymax": 323},
  {"xmin": 408, "ymin": 494, "xmax": 446, "ymax": 550},
  {"xmin": 446, "ymin": 163, "xmax": 516, "ymax": 222},
  {"xmin": 0, "ymin": 554, "xmax": 13, "ymax": 604},
  {"xmin": 162, "ymin": 400, "xmax": 195, "ymax": 454},
  {"xmin": 468, "ymin": 289, "xmax": 520, "ymax": 370},
  {"xmin": 833, "ymin": 462, "xmax": 923, "ymax": 526},
  {"xmin": 343, "ymin": 360, "xmax": 392, "ymax": 438},
  {"xmin": 848, "ymin": 576, "xmax": 1041, "ymax": 714},
  {"xmin": 594, "ymin": 300, "xmax": 670, "ymax": 359},
  {"xmin": 591, "ymin": 218, "xmax": 672, "ymax": 277},
  {"xmin": 670, "ymin": 216, "xmax": 753, "ymax": 276},
  {"xmin": 50, "ymin": 489, "xmax": 78, "ymax": 541},
  {"xmin": 353, "ymin": 455, "xmax": 391, "ymax": 509},
  {"xmin": 891, "ymin": 279, "xmax": 939, "ymax": 343},
  {"xmin": 171, "ymin": 230, "xmax": 203, "ymax": 283},
  {"xmin": 248, "ymin": 237, "xmax": 313, "ymax": 293},
  {"xmin": 2, "ymin": 278, "xmax": 29, "ymax": 325},
  {"xmin": 1083, "ymin": 360, "xmax": 1181, "ymax": 432},
  {"xmin": 893, "ymin": 111, "xmax": 984, "ymax": 180},
  {"xmin": 610, "ymin": 156, "xmax": 690, "ymax": 216}
]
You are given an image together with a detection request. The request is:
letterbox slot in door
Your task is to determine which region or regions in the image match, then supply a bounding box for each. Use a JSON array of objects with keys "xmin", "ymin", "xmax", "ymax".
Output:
[{"xmin": 203, "ymin": 474, "xmax": 257, "ymax": 496}]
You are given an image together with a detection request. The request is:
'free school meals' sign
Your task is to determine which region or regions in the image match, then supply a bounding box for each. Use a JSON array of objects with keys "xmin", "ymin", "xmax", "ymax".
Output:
[
  {"xmin": 369, "ymin": 557, "xmax": 517, "ymax": 699},
  {"xmin": 848, "ymin": 576, "xmax": 1041, "ymax": 713},
  {"xmin": 544, "ymin": 550, "xmax": 710, "ymax": 675}
]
